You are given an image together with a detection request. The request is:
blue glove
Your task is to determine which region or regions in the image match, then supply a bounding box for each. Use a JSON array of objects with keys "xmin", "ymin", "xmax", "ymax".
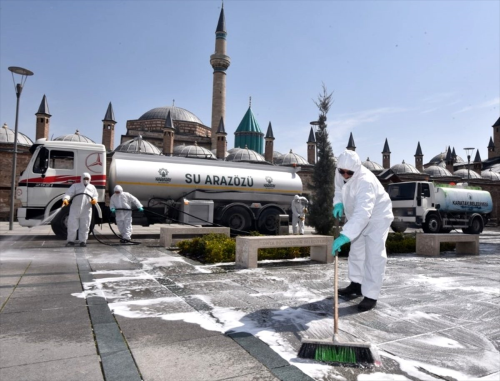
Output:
[
  {"xmin": 332, "ymin": 234, "xmax": 350, "ymax": 255},
  {"xmin": 110, "ymin": 208, "xmax": 116, "ymax": 214},
  {"xmin": 333, "ymin": 203, "xmax": 344, "ymax": 218},
  {"xmin": 139, "ymin": 207, "xmax": 144, "ymax": 212}
]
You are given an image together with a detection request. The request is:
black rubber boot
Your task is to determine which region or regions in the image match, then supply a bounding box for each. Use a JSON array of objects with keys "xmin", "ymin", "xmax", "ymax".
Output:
[
  {"xmin": 65, "ymin": 242, "xmax": 75, "ymax": 247},
  {"xmin": 338, "ymin": 282, "xmax": 362, "ymax": 296},
  {"xmin": 358, "ymin": 297, "xmax": 377, "ymax": 312}
]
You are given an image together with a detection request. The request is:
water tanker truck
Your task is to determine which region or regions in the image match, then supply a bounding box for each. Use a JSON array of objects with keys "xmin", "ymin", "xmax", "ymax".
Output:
[
  {"xmin": 16, "ymin": 140, "xmax": 303, "ymax": 238},
  {"xmin": 388, "ymin": 181, "xmax": 493, "ymax": 234}
]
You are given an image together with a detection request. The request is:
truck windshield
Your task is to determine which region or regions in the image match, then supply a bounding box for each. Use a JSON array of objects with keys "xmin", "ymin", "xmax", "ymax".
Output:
[{"xmin": 388, "ymin": 183, "xmax": 416, "ymax": 201}]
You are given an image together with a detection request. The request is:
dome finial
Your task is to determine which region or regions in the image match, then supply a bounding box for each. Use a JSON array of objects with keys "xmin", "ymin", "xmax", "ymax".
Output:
[
  {"xmin": 289, "ymin": 149, "xmax": 293, "ymax": 153},
  {"xmin": 249, "ymin": 96, "xmax": 251, "ymax": 108},
  {"xmin": 75, "ymin": 130, "xmax": 80, "ymax": 135},
  {"xmin": 2, "ymin": 123, "xmax": 7, "ymax": 129},
  {"xmin": 172, "ymin": 99, "xmax": 175, "ymax": 107}
]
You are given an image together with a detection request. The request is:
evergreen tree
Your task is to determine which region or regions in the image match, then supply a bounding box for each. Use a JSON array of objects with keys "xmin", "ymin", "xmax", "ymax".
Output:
[{"xmin": 308, "ymin": 84, "xmax": 335, "ymax": 235}]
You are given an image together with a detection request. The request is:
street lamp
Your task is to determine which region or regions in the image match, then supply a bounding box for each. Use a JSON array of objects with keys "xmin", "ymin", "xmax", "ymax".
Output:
[
  {"xmin": 463, "ymin": 147, "xmax": 474, "ymax": 181},
  {"xmin": 8, "ymin": 66, "xmax": 34, "ymax": 230}
]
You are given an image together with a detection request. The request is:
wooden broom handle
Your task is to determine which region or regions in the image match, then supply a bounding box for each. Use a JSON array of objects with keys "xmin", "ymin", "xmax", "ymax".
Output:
[{"xmin": 334, "ymin": 217, "xmax": 339, "ymax": 335}]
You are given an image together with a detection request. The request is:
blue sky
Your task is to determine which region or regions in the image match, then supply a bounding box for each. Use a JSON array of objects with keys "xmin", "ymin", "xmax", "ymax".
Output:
[{"xmin": 1, "ymin": 0, "xmax": 499, "ymax": 168}]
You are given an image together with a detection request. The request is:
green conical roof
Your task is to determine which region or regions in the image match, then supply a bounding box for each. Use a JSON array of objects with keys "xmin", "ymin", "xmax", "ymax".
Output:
[
  {"xmin": 235, "ymin": 107, "xmax": 263, "ymax": 133},
  {"xmin": 235, "ymin": 107, "xmax": 264, "ymax": 154}
]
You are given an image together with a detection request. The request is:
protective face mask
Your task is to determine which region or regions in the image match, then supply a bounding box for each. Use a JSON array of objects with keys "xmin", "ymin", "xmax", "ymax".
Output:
[{"xmin": 83, "ymin": 179, "xmax": 89, "ymax": 186}]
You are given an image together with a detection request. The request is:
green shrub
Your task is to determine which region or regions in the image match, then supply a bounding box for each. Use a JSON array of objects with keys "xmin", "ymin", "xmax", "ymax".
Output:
[
  {"xmin": 330, "ymin": 232, "xmax": 456, "ymax": 255},
  {"xmin": 176, "ymin": 233, "xmax": 310, "ymax": 264}
]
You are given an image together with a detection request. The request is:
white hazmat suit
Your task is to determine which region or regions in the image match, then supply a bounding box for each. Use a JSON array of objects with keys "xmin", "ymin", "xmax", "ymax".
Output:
[
  {"xmin": 291, "ymin": 195, "xmax": 309, "ymax": 235},
  {"xmin": 333, "ymin": 150, "xmax": 393, "ymax": 301},
  {"xmin": 110, "ymin": 185, "xmax": 143, "ymax": 241},
  {"xmin": 63, "ymin": 172, "xmax": 98, "ymax": 246}
]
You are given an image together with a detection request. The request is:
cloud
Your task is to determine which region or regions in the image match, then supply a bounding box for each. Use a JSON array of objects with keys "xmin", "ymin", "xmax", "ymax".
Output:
[
  {"xmin": 455, "ymin": 97, "xmax": 500, "ymax": 114},
  {"xmin": 328, "ymin": 107, "xmax": 407, "ymax": 139},
  {"xmin": 421, "ymin": 92, "xmax": 457, "ymax": 104}
]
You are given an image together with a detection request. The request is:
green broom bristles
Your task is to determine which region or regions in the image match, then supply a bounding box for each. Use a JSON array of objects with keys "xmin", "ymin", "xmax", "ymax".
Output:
[{"xmin": 298, "ymin": 343, "xmax": 375, "ymax": 366}]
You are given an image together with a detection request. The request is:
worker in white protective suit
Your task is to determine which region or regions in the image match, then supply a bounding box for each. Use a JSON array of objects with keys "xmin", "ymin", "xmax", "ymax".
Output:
[
  {"xmin": 291, "ymin": 195, "xmax": 309, "ymax": 235},
  {"xmin": 332, "ymin": 150, "xmax": 394, "ymax": 312},
  {"xmin": 110, "ymin": 185, "xmax": 143, "ymax": 243},
  {"xmin": 62, "ymin": 172, "xmax": 98, "ymax": 247}
]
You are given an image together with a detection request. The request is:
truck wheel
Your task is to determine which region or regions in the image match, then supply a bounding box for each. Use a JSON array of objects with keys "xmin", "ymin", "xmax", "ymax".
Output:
[
  {"xmin": 51, "ymin": 206, "xmax": 69, "ymax": 239},
  {"xmin": 463, "ymin": 216, "xmax": 483, "ymax": 234},
  {"xmin": 257, "ymin": 208, "xmax": 281, "ymax": 235},
  {"xmin": 50, "ymin": 207, "xmax": 96, "ymax": 240},
  {"xmin": 222, "ymin": 206, "xmax": 253, "ymax": 233},
  {"xmin": 391, "ymin": 222, "xmax": 407, "ymax": 233},
  {"xmin": 423, "ymin": 214, "xmax": 441, "ymax": 233}
]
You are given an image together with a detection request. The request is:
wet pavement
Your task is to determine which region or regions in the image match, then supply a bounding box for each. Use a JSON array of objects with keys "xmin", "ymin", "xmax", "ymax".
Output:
[{"xmin": 1, "ymin": 222, "xmax": 499, "ymax": 381}]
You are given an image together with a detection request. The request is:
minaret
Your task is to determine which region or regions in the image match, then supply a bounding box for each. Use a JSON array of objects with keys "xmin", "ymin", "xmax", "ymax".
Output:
[
  {"xmin": 346, "ymin": 132, "xmax": 356, "ymax": 151},
  {"xmin": 162, "ymin": 111, "xmax": 175, "ymax": 156},
  {"xmin": 414, "ymin": 141, "xmax": 423, "ymax": 172},
  {"xmin": 307, "ymin": 127, "xmax": 316, "ymax": 165},
  {"xmin": 216, "ymin": 117, "xmax": 227, "ymax": 160},
  {"xmin": 35, "ymin": 95, "xmax": 51, "ymax": 140},
  {"xmin": 102, "ymin": 102, "xmax": 116, "ymax": 151},
  {"xmin": 488, "ymin": 136, "xmax": 495, "ymax": 159},
  {"xmin": 382, "ymin": 138, "xmax": 391, "ymax": 169},
  {"xmin": 210, "ymin": 4, "xmax": 231, "ymax": 150},
  {"xmin": 492, "ymin": 116, "xmax": 500, "ymax": 158},
  {"xmin": 473, "ymin": 150, "xmax": 482, "ymax": 175},
  {"xmin": 451, "ymin": 147, "xmax": 457, "ymax": 163},
  {"xmin": 264, "ymin": 122, "xmax": 275, "ymax": 163},
  {"xmin": 445, "ymin": 147, "xmax": 454, "ymax": 173}
]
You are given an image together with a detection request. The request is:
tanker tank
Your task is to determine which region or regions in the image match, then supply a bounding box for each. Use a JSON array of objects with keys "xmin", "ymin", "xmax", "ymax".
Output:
[
  {"xmin": 434, "ymin": 186, "xmax": 493, "ymax": 214},
  {"xmin": 108, "ymin": 152, "xmax": 303, "ymax": 203}
]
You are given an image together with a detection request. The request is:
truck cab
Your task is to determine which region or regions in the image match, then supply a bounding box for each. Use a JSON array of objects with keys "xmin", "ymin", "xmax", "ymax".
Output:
[
  {"xmin": 388, "ymin": 181, "xmax": 492, "ymax": 234},
  {"xmin": 16, "ymin": 139, "xmax": 106, "ymax": 228}
]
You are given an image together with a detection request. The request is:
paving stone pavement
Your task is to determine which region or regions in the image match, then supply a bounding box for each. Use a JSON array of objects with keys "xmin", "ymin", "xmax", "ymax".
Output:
[{"xmin": 1, "ymin": 222, "xmax": 499, "ymax": 381}]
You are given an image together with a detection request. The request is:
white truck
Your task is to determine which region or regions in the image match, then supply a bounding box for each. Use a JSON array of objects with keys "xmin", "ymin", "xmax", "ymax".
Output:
[
  {"xmin": 16, "ymin": 139, "xmax": 303, "ymax": 238},
  {"xmin": 388, "ymin": 181, "xmax": 493, "ymax": 234}
]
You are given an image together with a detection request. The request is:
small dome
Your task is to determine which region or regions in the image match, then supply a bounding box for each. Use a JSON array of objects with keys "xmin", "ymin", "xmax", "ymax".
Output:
[
  {"xmin": 115, "ymin": 136, "xmax": 161, "ymax": 155},
  {"xmin": 138, "ymin": 106, "xmax": 203, "ymax": 124},
  {"xmin": 174, "ymin": 143, "xmax": 216, "ymax": 159},
  {"xmin": 362, "ymin": 157, "xmax": 383, "ymax": 172},
  {"xmin": 211, "ymin": 148, "xmax": 229, "ymax": 158},
  {"xmin": 274, "ymin": 149, "xmax": 311, "ymax": 166},
  {"xmin": 273, "ymin": 151, "xmax": 283, "ymax": 159},
  {"xmin": 429, "ymin": 151, "xmax": 464, "ymax": 164},
  {"xmin": 226, "ymin": 147, "xmax": 266, "ymax": 163},
  {"xmin": 0, "ymin": 123, "xmax": 33, "ymax": 146},
  {"xmin": 481, "ymin": 169, "xmax": 500, "ymax": 181},
  {"xmin": 454, "ymin": 169, "xmax": 482, "ymax": 179},
  {"xmin": 423, "ymin": 165, "xmax": 453, "ymax": 177},
  {"xmin": 391, "ymin": 160, "xmax": 420, "ymax": 174},
  {"xmin": 54, "ymin": 130, "xmax": 95, "ymax": 143}
]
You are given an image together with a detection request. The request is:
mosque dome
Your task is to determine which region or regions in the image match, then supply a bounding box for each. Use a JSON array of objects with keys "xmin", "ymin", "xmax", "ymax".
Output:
[
  {"xmin": 429, "ymin": 151, "xmax": 464, "ymax": 164},
  {"xmin": 274, "ymin": 149, "xmax": 311, "ymax": 166},
  {"xmin": 362, "ymin": 157, "xmax": 383, "ymax": 172},
  {"xmin": 114, "ymin": 136, "xmax": 161, "ymax": 155},
  {"xmin": 481, "ymin": 169, "xmax": 500, "ymax": 181},
  {"xmin": 227, "ymin": 147, "xmax": 241, "ymax": 154},
  {"xmin": 54, "ymin": 130, "xmax": 95, "ymax": 143},
  {"xmin": 211, "ymin": 148, "xmax": 229, "ymax": 158},
  {"xmin": 273, "ymin": 151, "xmax": 283, "ymax": 158},
  {"xmin": 390, "ymin": 160, "xmax": 420, "ymax": 174},
  {"xmin": 225, "ymin": 146, "xmax": 267, "ymax": 163},
  {"xmin": 174, "ymin": 143, "xmax": 216, "ymax": 159},
  {"xmin": 454, "ymin": 169, "xmax": 482, "ymax": 179},
  {"xmin": 423, "ymin": 165, "xmax": 453, "ymax": 177},
  {"xmin": 0, "ymin": 123, "xmax": 33, "ymax": 146},
  {"xmin": 138, "ymin": 106, "xmax": 203, "ymax": 124}
]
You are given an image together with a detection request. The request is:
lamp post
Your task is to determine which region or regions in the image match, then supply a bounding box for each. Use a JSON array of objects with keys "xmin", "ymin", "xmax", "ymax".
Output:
[
  {"xmin": 8, "ymin": 66, "xmax": 34, "ymax": 230},
  {"xmin": 463, "ymin": 147, "xmax": 474, "ymax": 181}
]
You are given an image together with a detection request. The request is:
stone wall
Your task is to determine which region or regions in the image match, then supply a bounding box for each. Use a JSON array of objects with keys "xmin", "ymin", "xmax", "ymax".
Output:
[{"xmin": 0, "ymin": 145, "xmax": 32, "ymax": 220}]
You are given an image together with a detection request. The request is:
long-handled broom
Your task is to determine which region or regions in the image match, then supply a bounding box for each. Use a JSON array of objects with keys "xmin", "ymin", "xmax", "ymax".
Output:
[{"xmin": 297, "ymin": 218, "xmax": 381, "ymax": 367}]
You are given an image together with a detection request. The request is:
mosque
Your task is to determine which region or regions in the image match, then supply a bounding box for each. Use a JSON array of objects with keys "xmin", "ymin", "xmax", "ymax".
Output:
[{"xmin": 0, "ymin": 5, "xmax": 499, "ymax": 221}]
